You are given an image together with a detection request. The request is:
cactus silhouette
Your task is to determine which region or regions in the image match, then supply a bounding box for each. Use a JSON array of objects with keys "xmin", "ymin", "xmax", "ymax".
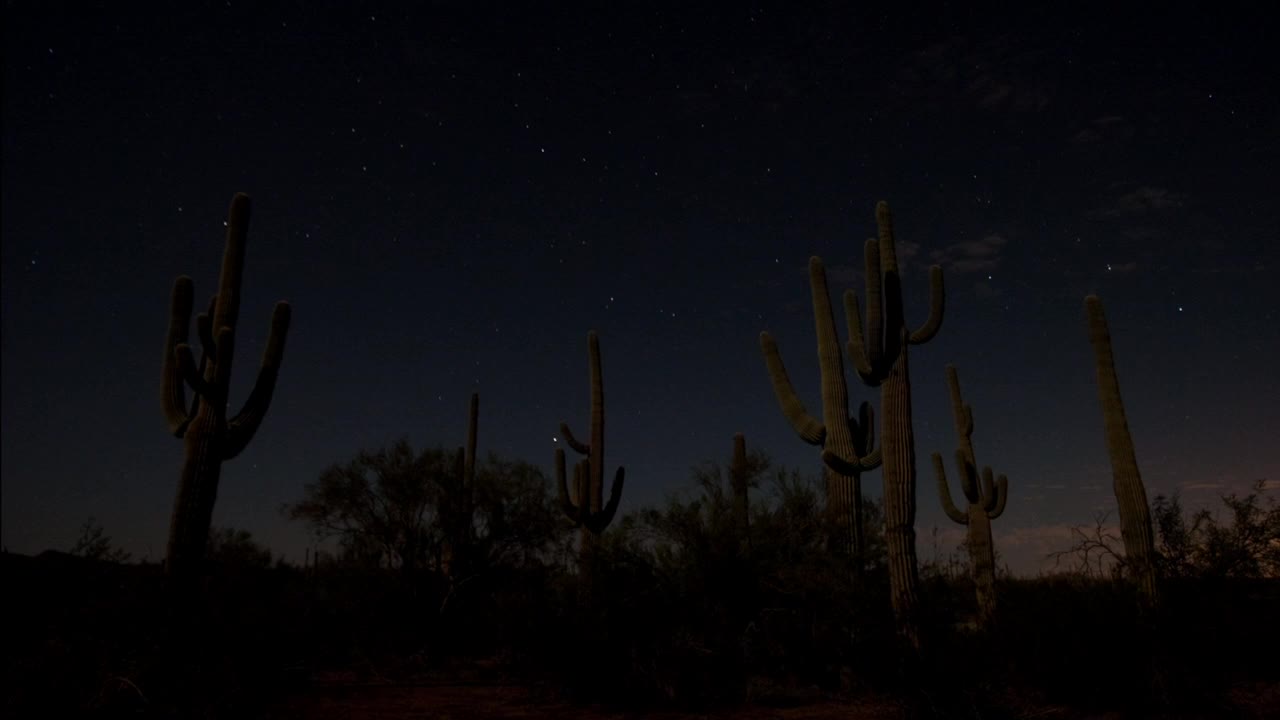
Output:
[
  {"xmin": 556, "ymin": 331, "xmax": 625, "ymax": 553},
  {"xmin": 760, "ymin": 256, "xmax": 881, "ymax": 568},
  {"xmin": 161, "ymin": 193, "xmax": 291, "ymax": 579},
  {"xmin": 931, "ymin": 365, "xmax": 1008, "ymax": 624},
  {"xmin": 845, "ymin": 201, "xmax": 945, "ymax": 646},
  {"xmin": 442, "ymin": 393, "xmax": 479, "ymax": 581},
  {"xmin": 1085, "ymin": 295, "xmax": 1159, "ymax": 606},
  {"xmin": 730, "ymin": 433, "xmax": 751, "ymax": 549}
]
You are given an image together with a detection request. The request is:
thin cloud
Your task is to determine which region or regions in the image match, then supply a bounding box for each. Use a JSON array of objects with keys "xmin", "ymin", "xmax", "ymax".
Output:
[
  {"xmin": 930, "ymin": 234, "xmax": 1008, "ymax": 274},
  {"xmin": 1103, "ymin": 186, "xmax": 1187, "ymax": 216}
]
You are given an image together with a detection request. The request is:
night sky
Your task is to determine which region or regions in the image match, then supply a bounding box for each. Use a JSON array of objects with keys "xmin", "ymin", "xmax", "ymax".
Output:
[{"xmin": 3, "ymin": 3, "xmax": 1276, "ymax": 575}]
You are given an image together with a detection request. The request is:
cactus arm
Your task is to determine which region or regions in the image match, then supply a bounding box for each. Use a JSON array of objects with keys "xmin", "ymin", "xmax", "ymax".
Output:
[
  {"xmin": 909, "ymin": 266, "xmax": 945, "ymax": 344},
  {"xmin": 162, "ymin": 276, "xmax": 196, "ymax": 435},
  {"xmin": 822, "ymin": 447, "xmax": 882, "ymax": 475},
  {"xmin": 211, "ymin": 326, "xmax": 235, "ymax": 395},
  {"xmin": 844, "ymin": 291, "xmax": 880, "ymax": 385},
  {"xmin": 554, "ymin": 448, "xmax": 579, "ymax": 519},
  {"xmin": 987, "ymin": 473, "xmax": 1009, "ymax": 519},
  {"xmin": 933, "ymin": 452, "xmax": 969, "ymax": 524},
  {"xmin": 175, "ymin": 343, "xmax": 212, "ymax": 397},
  {"xmin": 945, "ymin": 365, "xmax": 973, "ymax": 440},
  {"xmin": 465, "ymin": 393, "xmax": 478, "ymax": 483},
  {"xmin": 196, "ymin": 296, "xmax": 217, "ymax": 362},
  {"xmin": 585, "ymin": 467, "xmax": 626, "ymax": 534},
  {"xmin": 856, "ymin": 401, "xmax": 876, "ymax": 452},
  {"xmin": 559, "ymin": 422, "xmax": 590, "ymax": 455},
  {"xmin": 224, "ymin": 302, "xmax": 291, "ymax": 459},
  {"xmin": 956, "ymin": 448, "xmax": 980, "ymax": 503},
  {"xmin": 759, "ymin": 332, "xmax": 826, "ymax": 444}
]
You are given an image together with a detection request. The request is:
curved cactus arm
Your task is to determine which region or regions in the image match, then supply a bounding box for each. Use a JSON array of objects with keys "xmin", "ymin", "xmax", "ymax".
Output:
[
  {"xmin": 554, "ymin": 448, "xmax": 581, "ymax": 521},
  {"xmin": 211, "ymin": 326, "xmax": 235, "ymax": 394},
  {"xmin": 574, "ymin": 460, "xmax": 590, "ymax": 513},
  {"xmin": 853, "ymin": 401, "xmax": 877, "ymax": 455},
  {"xmin": 945, "ymin": 365, "xmax": 973, "ymax": 439},
  {"xmin": 933, "ymin": 452, "xmax": 969, "ymax": 524},
  {"xmin": 585, "ymin": 466, "xmax": 626, "ymax": 534},
  {"xmin": 987, "ymin": 473, "xmax": 1009, "ymax": 519},
  {"xmin": 224, "ymin": 302, "xmax": 292, "ymax": 459},
  {"xmin": 955, "ymin": 448, "xmax": 981, "ymax": 503},
  {"xmin": 175, "ymin": 343, "xmax": 212, "ymax": 398},
  {"xmin": 162, "ymin": 277, "xmax": 196, "ymax": 435},
  {"xmin": 559, "ymin": 422, "xmax": 590, "ymax": 455},
  {"xmin": 909, "ymin": 266, "xmax": 946, "ymax": 344},
  {"xmin": 822, "ymin": 446, "xmax": 882, "ymax": 475},
  {"xmin": 196, "ymin": 296, "xmax": 217, "ymax": 359},
  {"xmin": 759, "ymin": 332, "xmax": 826, "ymax": 444},
  {"xmin": 844, "ymin": 291, "xmax": 879, "ymax": 385}
]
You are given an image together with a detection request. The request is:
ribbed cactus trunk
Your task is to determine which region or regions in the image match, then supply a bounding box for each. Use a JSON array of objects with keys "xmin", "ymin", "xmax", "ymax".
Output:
[
  {"xmin": 730, "ymin": 433, "xmax": 751, "ymax": 549},
  {"xmin": 442, "ymin": 393, "xmax": 478, "ymax": 581},
  {"xmin": 880, "ymin": 337, "xmax": 921, "ymax": 643},
  {"xmin": 846, "ymin": 201, "xmax": 945, "ymax": 648},
  {"xmin": 967, "ymin": 506, "xmax": 996, "ymax": 614},
  {"xmin": 1085, "ymin": 296, "xmax": 1159, "ymax": 606},
  {"xmin": 161, "ymin": 193, "xmax": 291, "ymax": 581}
]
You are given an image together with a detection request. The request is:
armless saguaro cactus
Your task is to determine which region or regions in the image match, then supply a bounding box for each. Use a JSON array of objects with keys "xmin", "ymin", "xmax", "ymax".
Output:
[
  {"xmin": 730, "ymin": 433, "xmax": 752, "ymax": 549},
  {"xmin": 760, "ymin": 257, "xmax": 881, "ymax": 565},
  {"xmin": 556, "ymin": 331, "xmax": 625, "ymax": 556},
  {"xmin": 442, "ymin": 393, "xmax": 479, "ymax": 581},
  {"xmin": 846, "ymin": 201, "xmax": 945, "ymax": 646},
  {"xmin": 931, "ymin": 365, "xmax": 1008, "ymax": 624},
  {"xmin": 161, "ymin": 193, "xmax": 291, "ymax": 579},
  {"xmin": 1085, "ymin": 296, "xmax": 1159, "ymax": 606}
]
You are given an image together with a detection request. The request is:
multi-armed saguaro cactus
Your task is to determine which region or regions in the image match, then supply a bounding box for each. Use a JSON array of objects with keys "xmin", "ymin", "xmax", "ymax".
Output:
[
  {"xmin": 760, "ymin": 257, "xmax": 881, "ymax": 564},
  {"xmin": 931, "ymin": 365, "xmax": 1008, "ymax": 624},
  {"xmin": 161, "ymin": 193, "xmax": 291, "ymax": 579},
  {"xmin": 442, "ymin": 393, "xmax": 479, "ymax": 581},
  {"xmin": 845, "ymin": 201, "xmax": 944, "ymax": 646},
  {"xmin": 1085, "ymin": 295, "xmax": 1159, "ymax": 606},
  {"xmin": 730, "ymin": 433, "xmax": 751, "ymax": 549},
  {"xmin": 556, "ymin": 331, "xmax": 625, "ymax": 554}
]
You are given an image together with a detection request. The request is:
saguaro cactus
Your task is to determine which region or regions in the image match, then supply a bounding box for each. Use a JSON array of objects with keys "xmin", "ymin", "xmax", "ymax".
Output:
[
  {"xmin": 1085, "ymin": 296, "xmax": 1159, "ymax": 605},
  {"xmin": 931, "ymin": 365, "xmax": 1008, "ymax": 624},
  {"xmin": 556, "ymin": 331, "xmax": 625, "ymax": 553},
  {"xmin": 442, "ymin": 393, "xmax": 479, "ymax": 580},
  {"xmin": 846, "ymin": 201, "xmax": 945, "ymax": 646},
  {"xmin": 760, "ymin": 257, "xmax": 881, "ymax": 564},
  {"xmin": 161, "ymin": 193, "xmax": 291, "ymax": 579},
  {"xmin": 730, "ymin": 433, "xmax": 751, "ymax": 548}
]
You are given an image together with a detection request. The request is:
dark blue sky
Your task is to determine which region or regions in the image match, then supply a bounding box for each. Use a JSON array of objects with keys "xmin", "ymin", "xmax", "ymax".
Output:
[{"xmin": 3, "ymin": 2, "xmax": 1276, "ymax": 574}]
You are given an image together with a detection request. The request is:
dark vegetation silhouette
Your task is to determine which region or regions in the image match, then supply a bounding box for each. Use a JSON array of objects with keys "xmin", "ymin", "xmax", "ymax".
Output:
[{"xmin": 5, "ymin": 197, "xmax": 1277, "ymax": 718}]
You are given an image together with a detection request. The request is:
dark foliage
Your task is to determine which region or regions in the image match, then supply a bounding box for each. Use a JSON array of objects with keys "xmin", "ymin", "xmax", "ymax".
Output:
[{"xmin": 7, "ymin": 455, "xmax": 1277, "ymax": 718}]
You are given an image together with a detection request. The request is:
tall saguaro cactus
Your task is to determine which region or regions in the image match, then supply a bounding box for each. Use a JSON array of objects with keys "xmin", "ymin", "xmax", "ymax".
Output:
[
  {"xmin": 846, "ymin": 201, "xmax": 945, "ymax": 646},
  {"xmin": 1085, "ymin": 296, "xmax": 1159, "ymax": 606},
  {"xmin": 931, "ymin": 365, "xmax": 1008, "ymax": 624},
  {"xmin": 730, "ymin": 433, "xmax": 751, "ymax": 548},
  {"xmin": 161, "ymin": 193, "xmax": 291, "ymax": 579},
  {"xmin": 556, "ymin": 331, "xmax": 625, "ymax": 554},
  {"xmin": 760, "ymin": 256, "xmax": 881, "ymax": 565},
  {"xmin": 442, "ymin": 393, "xmax": 479, "ymax": 580}
]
